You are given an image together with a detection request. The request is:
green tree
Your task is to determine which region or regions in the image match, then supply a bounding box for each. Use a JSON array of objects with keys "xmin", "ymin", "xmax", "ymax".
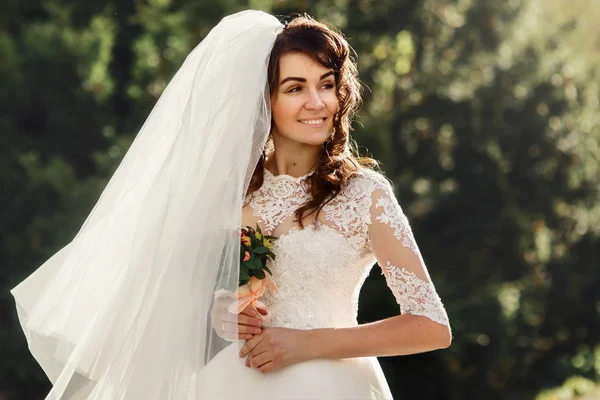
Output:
[
  {"xmin": 341, "ymin": 0, "xmax": 600, "ymax": 398},
  {"xmin": 1, "ymin": 3, "xmax": 118, "ymax": 399}
]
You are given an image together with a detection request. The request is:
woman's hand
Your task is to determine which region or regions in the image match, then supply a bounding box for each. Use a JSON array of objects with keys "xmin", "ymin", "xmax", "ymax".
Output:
[
  {"xmin": 210, "ymin": 292, "xmax": 266, "ymax": 341},
  {"xmin": 238, "ymin": 327, "xmax": 314, "ymax": 373}
]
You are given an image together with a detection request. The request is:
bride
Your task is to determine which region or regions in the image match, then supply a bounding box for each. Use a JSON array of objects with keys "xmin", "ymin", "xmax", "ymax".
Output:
[{"xmin": 11, "ymin": 10, "xmax": 450, "ymax": 400}]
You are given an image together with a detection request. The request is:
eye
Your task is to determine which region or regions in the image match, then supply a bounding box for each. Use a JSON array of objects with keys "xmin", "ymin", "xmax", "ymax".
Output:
[
  {"xmin": 286, "ymin": 86, "xmax": 302, "ymax": 93},
  {"xmin": 322, "ymin": 82, "xmax": 335, "ymax": 90}
]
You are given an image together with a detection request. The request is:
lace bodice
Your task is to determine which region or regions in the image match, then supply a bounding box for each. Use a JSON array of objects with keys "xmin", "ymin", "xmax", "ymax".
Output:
[{"xmin": 244, "ymin": 168, "xmax": 450, "ymax": 331}]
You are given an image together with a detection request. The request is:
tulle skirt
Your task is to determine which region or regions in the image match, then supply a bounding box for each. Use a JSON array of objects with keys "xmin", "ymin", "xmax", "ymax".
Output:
[{"xmin": 195, "ymin": 343, "xmax": 394, "ymax": 399}]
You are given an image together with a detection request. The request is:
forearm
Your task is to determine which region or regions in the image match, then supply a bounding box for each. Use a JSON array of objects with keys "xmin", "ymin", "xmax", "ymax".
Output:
[{"xmin": 306, "ymin": 314, "xmax": 451, "ymax": 360}]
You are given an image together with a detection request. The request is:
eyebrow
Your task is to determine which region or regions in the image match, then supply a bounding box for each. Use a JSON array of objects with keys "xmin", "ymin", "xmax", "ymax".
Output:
[{"xmin": 279, "ymin": 71, "xmax": 335, "ymax": 86}]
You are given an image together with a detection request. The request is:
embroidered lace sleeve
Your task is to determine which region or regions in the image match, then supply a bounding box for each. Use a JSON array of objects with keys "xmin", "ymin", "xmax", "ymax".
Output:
[{"xmin": 367, "ymin": 177, "xmax": 450, "ymax": 328}]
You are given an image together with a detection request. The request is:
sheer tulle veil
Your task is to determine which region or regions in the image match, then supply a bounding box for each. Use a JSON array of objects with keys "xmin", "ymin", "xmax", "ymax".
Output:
[{"xmin": 11, "ymin": 10, "xmax": 283, "ymax": 399}]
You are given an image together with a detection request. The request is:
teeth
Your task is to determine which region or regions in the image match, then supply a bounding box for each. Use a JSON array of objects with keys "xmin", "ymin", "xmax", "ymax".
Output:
[{"xmin": 300, "ymin": 119, "xmax": 325, "ymax": 125}]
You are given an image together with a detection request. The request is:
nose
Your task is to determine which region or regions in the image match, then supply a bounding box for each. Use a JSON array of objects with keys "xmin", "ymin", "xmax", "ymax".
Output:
[{"xmin": 304, "ymin": 88, "xmax": 325, "ymax": 111}]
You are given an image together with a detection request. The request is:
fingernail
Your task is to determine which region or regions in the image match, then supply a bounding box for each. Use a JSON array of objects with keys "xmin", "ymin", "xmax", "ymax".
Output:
[{"xmin": 254, "ymin": 328, "xmax": 261, "ymax": 334}]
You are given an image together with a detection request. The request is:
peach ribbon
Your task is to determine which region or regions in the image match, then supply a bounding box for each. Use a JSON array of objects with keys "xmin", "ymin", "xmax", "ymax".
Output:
[{"xmin": 227, "ymin": 276, "xmax": 276, "ymax": 319}]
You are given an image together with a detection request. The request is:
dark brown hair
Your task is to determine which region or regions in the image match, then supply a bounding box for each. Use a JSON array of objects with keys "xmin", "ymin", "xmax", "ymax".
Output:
[{"xmin": 247, "ymin": 15, "xmax": 377, "ymax": 227}]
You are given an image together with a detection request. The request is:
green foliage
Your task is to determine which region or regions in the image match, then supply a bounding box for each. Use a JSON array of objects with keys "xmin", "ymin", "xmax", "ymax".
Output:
[
  {"xmin": 239, "ymin": 225, "xmax": 276, "ymax": 286},
  {"xmin": 2, "ymin": 0, "xmax": 599, "ymax": 399},
  {"xmin": 345, "ymin": 0, "xmax": 600, "ymax": 398},
  {"xmin": 536, "ymin": 376, "xmax": 600, "ymax": 400}
]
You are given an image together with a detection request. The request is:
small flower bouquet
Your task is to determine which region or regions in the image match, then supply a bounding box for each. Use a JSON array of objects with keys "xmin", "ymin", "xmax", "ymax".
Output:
[
  {"xmin": 226, "ymin": 225, "xmax": 277, "ymax": 316},
  {"xmin": 239, "ymin": 225, "xmax": 276, "ymax": 285}
]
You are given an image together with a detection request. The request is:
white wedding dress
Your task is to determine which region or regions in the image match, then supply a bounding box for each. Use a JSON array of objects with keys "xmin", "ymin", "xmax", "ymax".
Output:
[{"xmin": 197, "ymin": 168, "xmax": 451, "ymax": 399}]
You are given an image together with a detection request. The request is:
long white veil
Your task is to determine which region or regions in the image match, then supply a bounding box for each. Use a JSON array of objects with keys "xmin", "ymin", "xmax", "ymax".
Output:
[{"xmin": 11, "ymin": 10, "xmax": 283, "ymax": 399}]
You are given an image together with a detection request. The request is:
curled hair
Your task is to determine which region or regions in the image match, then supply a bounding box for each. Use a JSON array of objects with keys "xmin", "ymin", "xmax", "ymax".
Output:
[{"xmin": 247, "ymin": 15, "xmax": 378, "ymax": 227}]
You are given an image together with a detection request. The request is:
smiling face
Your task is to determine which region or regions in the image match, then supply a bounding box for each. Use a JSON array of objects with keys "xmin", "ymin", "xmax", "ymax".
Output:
[{"xmin": 270, "ymin": 52, "xmax": 339, "ymax": 147}]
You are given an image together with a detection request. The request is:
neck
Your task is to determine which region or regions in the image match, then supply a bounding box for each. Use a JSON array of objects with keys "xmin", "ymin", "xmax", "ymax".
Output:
[{"xmin": 266, "ymin": 135, "xmax": 321, "ymax": 178}]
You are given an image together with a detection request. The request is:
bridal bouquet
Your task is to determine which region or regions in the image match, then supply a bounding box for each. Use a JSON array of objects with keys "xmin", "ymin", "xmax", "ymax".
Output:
[
  {"xmin": 239, "ymin": 225, "xmax": 276, "ymax": 285},
  {"xmin": 226, "ymin": 225, "xmax": 277, "ymax": 316}
]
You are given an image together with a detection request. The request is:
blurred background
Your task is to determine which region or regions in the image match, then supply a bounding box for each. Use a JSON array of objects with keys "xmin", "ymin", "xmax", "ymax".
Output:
[{"xmin": 1, "ymin": 0, "xmax": 600, "ymax": 399}]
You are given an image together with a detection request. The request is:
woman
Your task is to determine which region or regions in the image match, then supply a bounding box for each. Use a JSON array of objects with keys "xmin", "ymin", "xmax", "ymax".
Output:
[
  {"xmin": 204, "ymin": 14, "xmax": 451, "ymax": 399},
  {"xmin": 11, "ymin": 10, "xmax": 450, "ymax": 400}
]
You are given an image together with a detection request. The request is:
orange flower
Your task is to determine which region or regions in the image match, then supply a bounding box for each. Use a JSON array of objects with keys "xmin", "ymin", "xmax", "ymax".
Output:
[{"xmin": 241, "ymin": 235, "xmax": 251, "ymax": 247}]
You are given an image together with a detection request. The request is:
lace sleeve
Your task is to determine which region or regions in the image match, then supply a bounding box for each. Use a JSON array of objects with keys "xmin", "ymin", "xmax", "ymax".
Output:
[{"xmin": 368, "ymin": 178, "xmax": 450, "ymax": 328}]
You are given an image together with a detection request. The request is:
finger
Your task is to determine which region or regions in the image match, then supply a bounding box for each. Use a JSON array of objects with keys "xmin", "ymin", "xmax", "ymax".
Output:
[
  {"xmin": 221, "ymin": 322, "xmax": 262, "ymax": 336},
  {"xmin": 221, "ymin": 313, "xmax": 264, "ymax": 328},
  {"xmin": 214, "ymin": 306, "xmax": 262, "ymax": 325},
  {"xmin": 241, "ymin": 315, "xmax": 264, "ymax": 328},
  {"xmin": 238, "ymin": 333, "xmax": 254, "ymax": 341},
  {"xmin": 256, "ymin": 307, "xmax": 269, "ymax": 316},
  {"xmin": 240, "ymin": 335, "xmax": 261, "ymax": 358},
  {"xmin": 239, "ymin": 334, "xmax": 263, "ymax": 358},
  {"xmin": 249, "ymin": 346, "xmax": 268, "ymax": 358},
  {"xmin": 259, "ymin": 362, "xmax": 275, "ymax": 374},
  {"xmin": 249, "ymin": 352, "xmax": 272, "ymax": 369},
  {"xmin": 240, "ymin": 305, "xmax": 258, "ymax": 317},
  {"xmin": 216, "ymin": 326, "xmax": 253, "ymax": 341},
  {"xmin": 218, "ymin": 330, "xmax": 253, "ymax": 341}
]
